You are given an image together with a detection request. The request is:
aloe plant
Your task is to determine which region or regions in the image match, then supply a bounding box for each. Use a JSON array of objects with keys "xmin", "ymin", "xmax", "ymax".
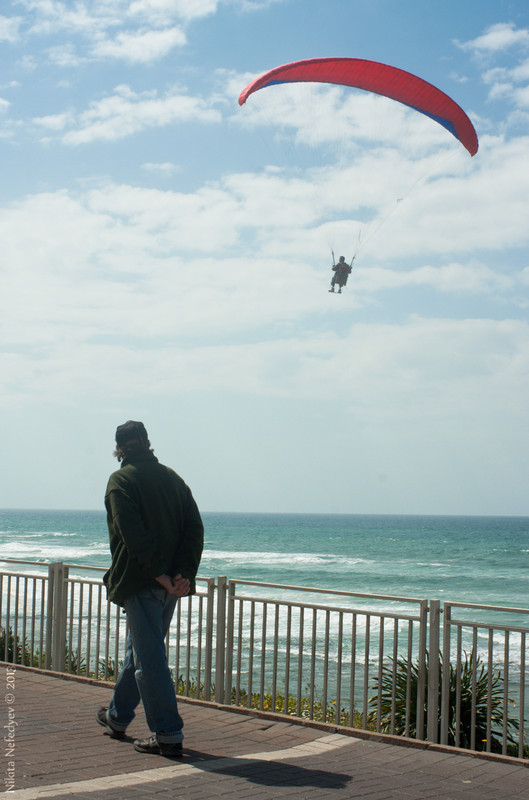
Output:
[{"xmin": 371, "ymin": 650, "xmax": 519, "ymax": 753}]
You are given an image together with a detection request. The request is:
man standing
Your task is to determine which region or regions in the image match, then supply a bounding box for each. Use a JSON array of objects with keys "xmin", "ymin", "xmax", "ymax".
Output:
[{"xmin": 96, "ymin": 421, "xmax": 204, "ymax": 756}]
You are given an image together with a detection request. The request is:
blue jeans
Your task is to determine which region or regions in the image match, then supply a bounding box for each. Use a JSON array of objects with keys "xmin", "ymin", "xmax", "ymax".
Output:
[{"xmin": 107, "ymin": 587, "xmax": 184, "ymax": 743}]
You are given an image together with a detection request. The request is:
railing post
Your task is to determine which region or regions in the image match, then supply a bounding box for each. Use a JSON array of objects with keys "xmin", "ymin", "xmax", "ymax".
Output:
[
  {"xmin": 427, "ymin": 600, "xmax": 441, "ymax": 742},
  {"xmin": 46, "ymin": 562, "xmax": 69, "ymax": 672},
  {"xmin": 45, "ymin": 565, "xmax": 54, "ymax": 670},
  {"xmin": 440, "ymin": 602, "xmax": 452, "ymax": 744},
  {"xmin": 203, "ymin": 578, "xmax": 216, "ymax": 701},
  {"xmin": 415, "ymin": 599, "xmax": 428, "ymax": 739},
  {"xmin": 223, "ymin": 580, "xmax": 236, "ymax": 706},
  {"xmin": 215, "ymin": 576, "xmax": 227, "ymax": 704}
]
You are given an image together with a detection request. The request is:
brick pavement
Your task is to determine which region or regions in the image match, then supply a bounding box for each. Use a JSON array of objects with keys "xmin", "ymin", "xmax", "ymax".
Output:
[{"xmin": 1, "ymin": 664, "xmax": 528, "ymax": 799}]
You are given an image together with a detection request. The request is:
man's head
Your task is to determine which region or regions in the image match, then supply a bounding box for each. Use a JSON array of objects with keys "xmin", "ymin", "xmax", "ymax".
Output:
[{"xmin": 114, "ymin": 420, "xmax": 152, "ymax": 461}]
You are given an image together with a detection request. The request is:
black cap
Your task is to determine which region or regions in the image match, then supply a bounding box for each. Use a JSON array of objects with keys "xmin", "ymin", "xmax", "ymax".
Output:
[{"xmin": 115, "ymin": 420, "xmax": 149, "ymax": 447}]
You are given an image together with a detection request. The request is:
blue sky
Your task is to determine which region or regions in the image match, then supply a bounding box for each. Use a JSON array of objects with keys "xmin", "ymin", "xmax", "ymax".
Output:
[{"xmin": 1, "ymin": 0, "xmax": 528, "ymax": 515}]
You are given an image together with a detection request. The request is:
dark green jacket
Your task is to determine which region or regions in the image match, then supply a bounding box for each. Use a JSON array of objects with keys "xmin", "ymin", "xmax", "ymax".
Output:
[{"xmin": 104, "ymin": 451, "xmax": 204, "ymax": 605}]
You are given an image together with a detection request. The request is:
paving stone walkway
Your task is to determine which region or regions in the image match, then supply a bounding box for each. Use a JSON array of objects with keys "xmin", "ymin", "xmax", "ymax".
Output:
[{"xmin": 2, "ymin": 665, "xmax": 528, "ymax": 799}]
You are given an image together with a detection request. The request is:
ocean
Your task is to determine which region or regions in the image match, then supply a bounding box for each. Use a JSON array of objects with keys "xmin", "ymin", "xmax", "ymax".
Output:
[{"xmin": 1, "ymin": 509, "xmax": 528, "ymax": 611}]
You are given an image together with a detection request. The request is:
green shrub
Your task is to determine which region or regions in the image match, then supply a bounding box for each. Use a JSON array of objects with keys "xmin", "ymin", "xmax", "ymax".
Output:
[
  {"xmin": 371, "ymin": 650, "xmax": 520, "ymax": 753},
  {"xmin": 0, "ymin": 626, "xmax": 32, "ymax": 666}
]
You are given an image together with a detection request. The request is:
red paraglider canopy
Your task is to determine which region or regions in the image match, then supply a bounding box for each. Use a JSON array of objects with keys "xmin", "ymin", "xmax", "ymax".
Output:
[{"xmin": 239, "ymin": 57, "xmax": 478, "ymax": 157}]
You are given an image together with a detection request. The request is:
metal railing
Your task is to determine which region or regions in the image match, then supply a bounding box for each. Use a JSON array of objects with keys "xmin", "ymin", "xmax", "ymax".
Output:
[
  {"xmin": 441, "ymin": 601, "xmax": 529, "ymax": 758},
  {"xmin": 0, "ymin": 559, "xmax": 527, "ymax": 759},
  {"xmin": 222, "ymin": 580, "xmax": 433, "ymax": 735}
]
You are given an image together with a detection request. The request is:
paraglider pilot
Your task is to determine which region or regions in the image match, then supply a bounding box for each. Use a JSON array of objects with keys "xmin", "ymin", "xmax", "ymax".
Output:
[{"xmin": 329, "ymin": 256, "xmax": 352, "ymax": 293}]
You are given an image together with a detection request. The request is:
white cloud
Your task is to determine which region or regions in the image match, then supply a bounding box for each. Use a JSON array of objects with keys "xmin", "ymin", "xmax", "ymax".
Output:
[
  {"xmin": 19, "ymin": 113, "xmax": 529, "ymax": 273},
  {"xmin": 83, "ymin": 181, "xmax": 243, "ymax": 254},
  {"xmin": 47, "ymin": 43, "xmax": 86, "ymax": 67},
  {"xmin": 512, "ymin": 60, "xmax": 529, "ymax": 84},
  {"xmin": 19, "ymin": 0, "xmax": 220, "ymax": 39},
  {"xmin": 141, "ymin": 161, "xmax": 181, "ymax": 175},
  {"xmin": 358, "ymin": 262, "xmax": 512, "ymax": 295},
  {"xmin": 91, "ymin": 26, "xmax": 187, "ymax": 63},
  {"xmin": 16, "ymin": 54, "xmax": 38, "ymax": 71},
  {"xmin": 482, "ymin": 55, "xmax": 529, "ymax": 112},
  {"xmin": 0, "ymin": 152, "xmax": 526, "ymax": 376},
  {"xmin": 128, "ymin": 0, "xmax": 219, "ymax": 24},
  {"xmin": 33, "ymin": 110, "xmax": 74, "ymax": 130},
  {"xmin": 227, "ymin": 0, "xmax": 286, "ymax": 11},
  {"xmin": 1, "ymin": 129, "xmax": 527, "ymax": 513},
  {"xmin": 458, "ymin": 23, "xmax": 529, "ymax": 54},
  {"xmin": 0, "ymin": 14, "xmax": 22, "ymax": 42},
  {"xmin": 455, "ymin": 24, "xmax": 529, "ymax": 126},
  {"xmin": 512, "ymin": 89, "xmax": 529, "ymax": 111},
  {"xmin": 362, "ymin": 136, "xmax": 529, "ymax": 259},
  {"xmin": 1, "ymin": 6, "xmax": 528, "ymax": 515},
  {"xmin": 21, "ymin": 0, "xmax": 120, "ymax": 37},
  {"xmin": 15, "ymin": 0, "xmax": 220, "ymax": 69},
  {"xmin": 48, "ymin": 84, "xmax": 221, "ymax": 144},
  {"xmin": 2, "ymin": 252, "xmax": 528, "ymax": 418}
]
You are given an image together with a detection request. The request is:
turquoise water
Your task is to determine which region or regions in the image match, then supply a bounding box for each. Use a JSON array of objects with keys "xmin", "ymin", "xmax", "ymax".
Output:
[{"xmin": 0, "ymin": 509, "xmax": 528, "ymax": 609}]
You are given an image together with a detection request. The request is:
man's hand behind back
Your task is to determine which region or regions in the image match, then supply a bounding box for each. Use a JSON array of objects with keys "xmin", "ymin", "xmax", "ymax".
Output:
[{"xmin": 156, "ymin": 573, "xmax": 190, "ymax": 596}]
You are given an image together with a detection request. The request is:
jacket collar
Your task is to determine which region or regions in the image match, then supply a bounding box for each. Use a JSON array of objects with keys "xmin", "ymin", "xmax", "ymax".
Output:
[{"xmin": 121, "ymin": 451, "xmax": 158, "ymax": 468}]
